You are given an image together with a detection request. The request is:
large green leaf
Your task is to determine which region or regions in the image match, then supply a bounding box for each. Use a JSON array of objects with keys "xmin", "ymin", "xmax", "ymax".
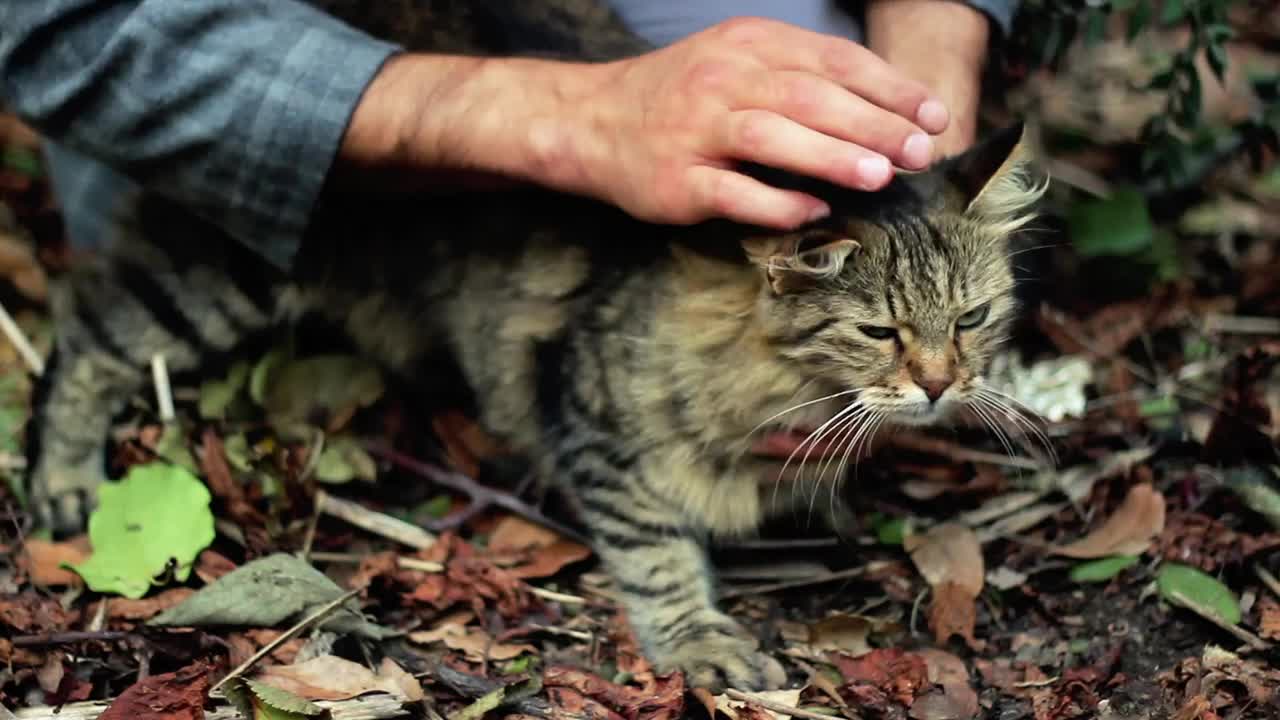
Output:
[
  {"xmin": 1069, "ymin": 187, "xmax": 1155, "ymax": 257},
  {"xmin": 68, "ymin": 463, "xmax": 215, "ymax": 598},
  {"xmin": 1070, "ymin": 555, "xmax": 1139, "ymax": 584},
  {"xmin": 1157, "ymin": 563, "xmax": 1241, "ymax": 625}
]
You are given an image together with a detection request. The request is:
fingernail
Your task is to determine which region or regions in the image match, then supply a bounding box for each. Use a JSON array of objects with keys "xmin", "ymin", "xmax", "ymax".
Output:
[
  {"xmin": 856, "ymin": 156, "xmax": 891, "ymax": 189},
  {"xmin": 916, "ymin": 99, "xmax": 949, "ymax": 133},
  {"xmin": 807, "ymin": 203, "xmax": 830, "ymax": 222},
  {"xmin": 902, "ymin": 133, "xmax": 933, "ymax": 169}
]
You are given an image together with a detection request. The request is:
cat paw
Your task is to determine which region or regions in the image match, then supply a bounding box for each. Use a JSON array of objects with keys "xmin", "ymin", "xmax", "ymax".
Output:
[
  {"xmin": 656, "ymin": 623, "xmax": 787, "ymax": 692},
  {"xmin": 27, "ymin": 459, "xmax": 106, "ymax": 536}
]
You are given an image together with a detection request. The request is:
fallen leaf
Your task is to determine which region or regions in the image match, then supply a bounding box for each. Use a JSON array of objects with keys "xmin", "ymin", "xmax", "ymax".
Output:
[
  {"xmin": 105, "ymin": 588, "xmax": 197, "ymax": 620},
  {"xmin": 262, "ymin": 354, "xmax": 384, "ymax": 435},
  {"xmin": 1052, "ymin": 483, "xmax": 1165, "ymax": 558},
  {"xmin": 544, "ymin": 665, "xmax": 684, "ymax": 720},
  {"xmin": 806, "ymin": 613, "xmax": 877, "ymax": 656},
  {"xmin": 985, "ymin": 566, "xmax": 1028, "ymax": 591},
  {"xmin": 1069, "ymin": 555, "xmax": 1139, "ymax": 584},
  {"xmin": 408, "ymin": 622, "xmax": 535, "ymax": 662},
  {"xmin": 830, "ymin": 648, "xmax": 930, "ymax": 708},
  {"xmin": 99, "ymin": 659, "xmax": 212, "ymax": 720},
  {"xmin": 715, "ymin": 689, "xmax": 801, "ymax": 720},
  {"xmin": 150, "ymin": 553, "xmax": 391, "ymax": 640},
  {"xmin": 911, "ymin": 650, "xmax": 979, "ymax": 720},
  {"xmin": 195, "ymin": 549, "xmax": 238, "ymax": 584},
  {"xmin": 1157, "ymin": 563, "xmax": 1242, "ymax": 625},
  {"xmin": 1258, "ymin": 595, "xmax": 1280, "ymax": 640},
  {"xmin": 432, "ymin": 409, "xmax": 506, "ymax": 478},
  {"xmin": 224, "ymin": 677, "xmax": 324, "ymax": 719},
  {"xmin": 313, "ymin": 435, "xmax": 378, "ymax": 484},
  {"xmin": 70, "ymin": 462, "xmax": 216, "ymax": 599},
  {"xmin": 20, "ymin": 537, "xmax": 90, "ymax": 587},
  {"xmin": 253, "ymin": 655, "xmax": 424, "ymax": 702},
  {"xmin": 487, "ymin": 516, "xmax": 593, "ymax": 580},
  {"xmin": 905, "ymin": 524, "xmax": 984, "ymax": 647}
]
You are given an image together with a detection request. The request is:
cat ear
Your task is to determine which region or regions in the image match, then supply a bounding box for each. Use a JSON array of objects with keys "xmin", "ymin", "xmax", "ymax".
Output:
[
  {"xmin": 945, "ymin": 122, "xmax": 1048, "ymax": 234},
  {"xmin": 742, "ymin": 235, "xmax": 860, "ymax": 295}
]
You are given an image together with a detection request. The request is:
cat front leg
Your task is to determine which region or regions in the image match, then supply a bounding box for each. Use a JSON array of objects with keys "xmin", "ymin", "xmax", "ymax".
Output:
[{"xmin": 564, "ymin": 448, "xmax": 786, "ymax": 691}]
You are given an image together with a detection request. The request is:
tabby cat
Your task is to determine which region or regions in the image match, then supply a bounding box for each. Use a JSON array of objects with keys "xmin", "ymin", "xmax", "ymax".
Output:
[{"xmin": 26, "ymin": 0, "xmax": 1046, "ymax": 691}]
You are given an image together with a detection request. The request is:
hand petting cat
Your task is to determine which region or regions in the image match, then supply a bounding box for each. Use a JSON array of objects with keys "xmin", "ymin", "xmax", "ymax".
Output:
[{"xmin": 338, "ymin": 16, "xmax": 952, "ymax": 233}]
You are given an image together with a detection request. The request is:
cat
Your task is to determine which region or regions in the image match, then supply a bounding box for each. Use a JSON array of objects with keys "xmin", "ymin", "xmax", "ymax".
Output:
[{"xmin": 25, "ymin": 0, "xmax": 1046, "ymax": 691}]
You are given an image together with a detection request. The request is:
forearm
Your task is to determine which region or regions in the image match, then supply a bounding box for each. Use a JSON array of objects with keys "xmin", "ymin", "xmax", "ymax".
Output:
[
  {"xmin": 336, "ymin": 53, "xmax": 611, "ymax": 195},
  {"xmin": 865, "ymin": 0, "xmax": 990, "ymax": 156}
]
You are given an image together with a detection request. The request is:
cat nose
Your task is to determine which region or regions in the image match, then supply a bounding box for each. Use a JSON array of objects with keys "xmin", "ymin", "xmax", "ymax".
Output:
[{"xmin": 917, "ymin": 377, "xmax": 953, "ymax": 402}]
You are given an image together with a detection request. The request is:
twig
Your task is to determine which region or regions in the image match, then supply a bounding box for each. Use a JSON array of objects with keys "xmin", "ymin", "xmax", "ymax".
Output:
[
  {"xmin": 366, "ymin": 443, "xmax": 590, "ymax": 546},
  {"xmin": 887, "ymin": 431, "xmax": 1043, "ymax": 470},
  {"xmin": 520, "ymin": 623, "xmax": 593, "ymax": 642},
  {"xmin": 316, "ymin": 490, "xmax": 438, "ymax": 550},
  {"xmin": 12, "ymin": 630, "xmax": 133, "ymax": 647},
  {"xmin": 724, "ymin": 690, "xmax": 839, "ymax": 720},
  {"xmin": 11, "ymin": 694, "xmax": 408, "ymax": 719},
  {"xmin": 1202, "ymin": 314, "xmax": 1280, "ymax": 335},
  {"xmin": 307, "ymin": 552, "xmax": 585, "ymax": 605},
  {"xmin": 1254, "ymin": 564, "xmax": 1280, "ymax": 601},
  {"xmin": 724, "ymin": 537, "xmax": 841, "ymax": 550},
  {"xmin": 1166, "ymin": 589, "xmax": 1272, "ymax": 652},
  {"xmin": 0, "ymin": 299, "xmax": 42, "ymax": 375},
  {"xmin": 150, "ymin": 353, "xmax": 175, "ymax": 423},
  {"xmin": 720, "ymin": 566, "xmax": 868, "ymax": 600},
  {"xmin": 211, "ymin": 586, "xmax": 365, "ymax": 694}
]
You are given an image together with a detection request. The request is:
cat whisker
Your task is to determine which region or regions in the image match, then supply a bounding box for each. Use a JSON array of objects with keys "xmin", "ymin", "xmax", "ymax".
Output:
[
  {"xmin": 967, "ymin": 398, "xmax": 1021, "ymax": 468},
  {"xmin": 975, "ymin": 389, "xmax": 1058, "ymax": 465},
  {"xmin": 805, "ymin": 409, "xmax": 875, "ymax": 525},
  {"xmin": 747, "ymin": 388, "xmax": 861, "ymax": 438},
  {"xmin": 773, "ymin": 400, "xmax": 865, "ymax": 510}
]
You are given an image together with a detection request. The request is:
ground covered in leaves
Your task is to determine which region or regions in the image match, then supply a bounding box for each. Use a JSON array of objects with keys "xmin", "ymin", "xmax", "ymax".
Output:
[{"xmin": 3, "ymin": 7, "xmax": 1280, "ymax": 720}]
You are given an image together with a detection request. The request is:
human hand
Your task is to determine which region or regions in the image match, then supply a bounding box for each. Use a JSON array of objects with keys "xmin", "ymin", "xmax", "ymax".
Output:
[
  {"xmin": 340, "ymin": 17, "xmax": 952, "ymax": 228},
  {"xmin": 529, "ymin": 17, "xmax": 950, "ymax": 228}
]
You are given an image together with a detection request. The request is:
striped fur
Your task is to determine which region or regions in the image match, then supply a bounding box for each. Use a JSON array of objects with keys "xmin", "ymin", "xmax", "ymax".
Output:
[{"xmin": 27, "ymin": 1, "xmax": 1043, "ymax": 691}]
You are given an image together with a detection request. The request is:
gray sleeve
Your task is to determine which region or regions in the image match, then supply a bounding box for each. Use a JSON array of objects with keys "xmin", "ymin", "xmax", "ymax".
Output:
[
  {"xmin": 960, "ymin": 0, "xmax": 1020, "ymax": 37},
  {"xmin": 0, "ymin": 0, "xmax": 400, "ymax": 269}
]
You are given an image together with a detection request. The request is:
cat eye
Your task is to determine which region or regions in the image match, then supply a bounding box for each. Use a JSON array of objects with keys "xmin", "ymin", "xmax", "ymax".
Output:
[
  {"xmin": 858, "ymin": 325, "xmax": 898, "ymax": 341},
  {"xmin": 956, "ymin": 304, "xmax": 990, "ymax": 330}
]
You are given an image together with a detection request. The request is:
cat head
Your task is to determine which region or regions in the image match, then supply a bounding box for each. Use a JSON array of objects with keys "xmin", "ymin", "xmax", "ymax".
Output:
[{"xmin": 739, "ymin": 123, "xmax": 1046, "ymax": 426}]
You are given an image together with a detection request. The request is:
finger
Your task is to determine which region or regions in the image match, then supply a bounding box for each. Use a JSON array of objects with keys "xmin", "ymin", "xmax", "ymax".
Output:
[
  {"xmin": 747, "ymin": 70, "xmax": 935, "ymax": 170},
  {"xmin": 720, "ymin": 109, "xmax": 894, "ymax": 190},
  {"xmin": 687, "ymin": 165, "xmax": 830, "ymax": 229},
  {"xmin": 717, "ymin": 19, "xmax": 948, "ymax": 134}
]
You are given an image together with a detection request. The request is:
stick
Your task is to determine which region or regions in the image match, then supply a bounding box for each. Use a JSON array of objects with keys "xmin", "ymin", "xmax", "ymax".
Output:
[
  {"xmin": 720, "ymin": 566, "xmax": 868, "ymax": 600},
  {"xmin": 150, "ymin": 353, "xmax": 175, "ymax": 423},
  {"xmin": 0, "ymin": 299, "xmax": 42, "ymax": 375},
  {"xmin": 887, "ymin": 431, "xmax": 1043, "ymax": 470},
  {"xmin": 307, "ymin": 552, "xmax": 586, "ymax": 605},
  {"xmin": 1166, "ymin": 589, "xmax": 1272, "ymax": 651},
  {"xmin": 10, "ymin": 693, "xmax": 408, "ymax": 719},
  {"xmin": 724, "ymin": 690, "xmax": 841, "ymax": 720},
  {"xmin": 210, "ymin": 586, "xmax": 365, "ymax": 694},
  {"xmin": 1256, "ymin": 564, "xmax": 1280, "ymax": 601},
  {"xmin": 316, "ymin": 490, "xmax": 438, "ymax": 550}
]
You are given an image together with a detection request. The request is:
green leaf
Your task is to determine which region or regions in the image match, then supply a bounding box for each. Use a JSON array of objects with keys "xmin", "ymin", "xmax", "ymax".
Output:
[
  {"xmin": 1127, "ymin": 0, "xmax": 1152, "ymax": 41},
  {"xmin": 874, "ymin": 515, "xmax": 907, "ymax": 546},
  {"xmin": 1138, "ymin": 394, "xmax": 1179, "ymax": 418},
  {"xmin": 250, "ymin": 347, "xmax": 289, "ymax": 406},
  {"xmin": 1159, "ymin": 0, "xmax": 1185, "ymax": 24},
  {"xmin": 246, "ymin": 680, "xmax": 325, "ymax": 717},
  {"xmin": 199, "ymin": 360, "xmax": 250, "ymax": 420},
  {"xmin": 450, "ymin": 686, "xmax": 505, "ymax": 720},
  {"xmin": 1070, "ymin": 555, "xmax": 1139, "ymax": 583},
  {"xmin": 149, "ymin": 552, "xmax": 392, "ymax": 640},
  {"xmin": 1084, "ymin": 8, "xmax": 1108, "ymax": 46},
  {"xmin": 68, "ymin": 463, "xmax": 215, "ymax": 599},
  {"xmin": 417, "ymin": 494, "xmax": 455, "ymax": 520},
  {"xmin": 1223, "ymin": 466, "xmax": 1280, "ymax": 531},
  {"xmin": 1156, "ymin": 563, "xmax": 1241, "ymax": 625},
  {"xmin": 155, "ymin": 423, "xmax": 199, "ymax": 474},
  {"xmin": 1, "ymin": 147, "xmax": 43, "ymax": 178},
  {"xmin": 262, "ymin": 355, "xmax": 384, "ymax": 435},
  {"xmin": 1069, "ymin": 187, "xmax": 1155, "ymax": 257},
  {"xmin": 313, "ymin": 436, "xmax": 377, "ymax": 484}
]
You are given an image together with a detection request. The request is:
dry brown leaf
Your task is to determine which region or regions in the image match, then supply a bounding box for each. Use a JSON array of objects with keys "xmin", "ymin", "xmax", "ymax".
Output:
[
  {"xmin": 0, "ymin": 230, "xmax": 46, "ymax": 301},
  {"xmin": 905, "ymin": 523, "xmax": 984, "ymax": 595},
  {"xmin": 194, "ymin": 549, "xmax": 237, "ymax": 584},
  {"xmin": 905, "ymin": 523, "xmax": 984, "ymax": 647},
  {"xmin": 487, "ymin": 515, "xmax": 593, "ymax": 579},
  {"xmin": 1052, "ymin": 483, "xmax": 1166, "ymax": 558},
  {"xmin": 408, "ymin": 621, "xmax": 535, "ymax": 662},
  {"xmin": 806, "ymin": 614, "xmax": 877, "ymax": 656},
  {"xmin": 21, "ymin": 537, "xmax": 90, "ymax": 587},
  {"xmin": 99, "ymin": 660, "xmax": 211, "ymax": 720},
  {"xmin": 253, "ymin": 655, "xmax": 424, "ymax": 702},
  {"xmin": 432, "ymin": 409, "xmax": 506, "ymax": 478},
  {"xmin": 1257, "ymin": 596, "xmax": 1280, "ymax": 641},
  {"xmin": 715, "ymin": 689, "xmax": 801, "ymax": 720},
  {"xmin": 105, "ymin": 588, "xmax": 196, "ymax": 620},
  {"xmin": 830, "ymin": 648, "xmax": 931, "ymax": 708},
  {"xmin": 911, "ymin": 650, "xmax": 979, "ymax": 720}
]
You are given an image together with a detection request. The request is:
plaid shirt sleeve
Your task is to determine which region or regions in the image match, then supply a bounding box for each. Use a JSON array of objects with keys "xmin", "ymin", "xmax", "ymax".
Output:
[{"xmin": 0, "ymin": 0, "xmax": 400, "ymax": 269}]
